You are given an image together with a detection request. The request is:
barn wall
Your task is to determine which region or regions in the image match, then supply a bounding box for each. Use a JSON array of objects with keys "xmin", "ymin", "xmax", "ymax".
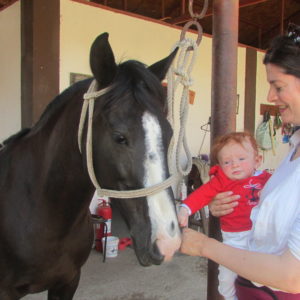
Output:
[
  {"xmin": 0, "ymin": 0, "xmax": 289, "ymax": 170},
  {"xmin": 59, "ymin": 0, "xmax": 249, "ymax": 164},
  {"xmin": 0, "ymin": 1, "xmax": 21, "ymax": 142}
]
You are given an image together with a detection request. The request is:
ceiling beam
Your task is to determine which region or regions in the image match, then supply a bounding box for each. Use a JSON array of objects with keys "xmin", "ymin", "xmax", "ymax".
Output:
[
  {"xmin": 166, "ymin": 0, "xmax": 268, "ymax": 25},
  {"xmin": 239, "ymin": 0, "xmax": 268, "ymax": 8}
]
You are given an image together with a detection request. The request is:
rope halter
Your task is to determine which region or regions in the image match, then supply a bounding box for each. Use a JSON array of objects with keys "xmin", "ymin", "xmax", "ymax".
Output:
[{"xmin": 78, "ymin": 80, "xmax": 178, "ymax": 199}]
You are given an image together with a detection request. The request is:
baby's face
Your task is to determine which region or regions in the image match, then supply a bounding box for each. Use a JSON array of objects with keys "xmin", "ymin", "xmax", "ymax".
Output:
[{"xmin": 218, "ymin": 139, "xmax": 261, "ymax": 180}]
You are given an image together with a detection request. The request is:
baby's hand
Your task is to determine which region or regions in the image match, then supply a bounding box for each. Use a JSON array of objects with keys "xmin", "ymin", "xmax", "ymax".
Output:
[{"xmin": 177, "ymin": 206, "xmax": 189, "ymax": 227}]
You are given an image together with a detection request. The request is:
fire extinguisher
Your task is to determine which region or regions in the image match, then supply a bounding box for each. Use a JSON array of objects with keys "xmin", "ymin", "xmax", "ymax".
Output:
[{"xmin": 95, "ymin": 199, "xmax": 112, "ymax": 252}]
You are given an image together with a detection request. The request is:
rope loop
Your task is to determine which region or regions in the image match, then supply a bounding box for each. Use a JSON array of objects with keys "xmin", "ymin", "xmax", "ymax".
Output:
[
  {"xmin": 167, "ymin": 20, "xmax": 203, "ymax": 198},
  {"xmin": 180, "ymin": 20, "xmax": 203, "ymax": 47},
  {"xmin": 83, "ymin": 85, "xmax": 112, "ymax": 100},
  {"xmin": 180, "ymin": 76, "xmax": 193, "ymax": 87}
]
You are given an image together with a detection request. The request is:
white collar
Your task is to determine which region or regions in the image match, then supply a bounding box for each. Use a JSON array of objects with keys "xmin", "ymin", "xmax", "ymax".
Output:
[
  {"xmin": 253, "ymin": 170, "xmax": 263, "ymax": 176},
  {"xmin": 289, "ymin": 129, "xmax": 300, "ymax": 148}
]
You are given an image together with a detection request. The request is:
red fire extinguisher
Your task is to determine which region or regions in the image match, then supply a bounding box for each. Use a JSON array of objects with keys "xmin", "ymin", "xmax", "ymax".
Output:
[{"xmin": 95, "ymin": 199, "xmax": 112, "ymax": 252}]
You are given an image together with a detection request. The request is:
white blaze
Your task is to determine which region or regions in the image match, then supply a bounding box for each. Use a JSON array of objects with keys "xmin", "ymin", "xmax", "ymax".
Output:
[{"xmin": 142, "ymin": 111, "xmax": 181, "ymax": 261}]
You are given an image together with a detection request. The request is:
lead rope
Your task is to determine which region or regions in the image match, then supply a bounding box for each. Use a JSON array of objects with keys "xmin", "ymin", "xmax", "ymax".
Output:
[
  {"xmin": 167, "ymin": 38, "xmax": 198, "ymax": 177},
  {"xmin": 167, "ymin": 0, "xmax": 206, "ymax": 200}
]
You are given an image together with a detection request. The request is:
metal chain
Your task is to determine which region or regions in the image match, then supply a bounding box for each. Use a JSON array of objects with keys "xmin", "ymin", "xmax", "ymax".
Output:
[{"xmin": 188, "ymin": 0, "xmax": 209, "ymax": 20}]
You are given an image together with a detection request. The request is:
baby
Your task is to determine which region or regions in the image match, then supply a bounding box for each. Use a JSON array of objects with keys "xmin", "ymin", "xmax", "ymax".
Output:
[{"xmin": 178, "ymin": 131, "xmax": 271, "ymax": 300}]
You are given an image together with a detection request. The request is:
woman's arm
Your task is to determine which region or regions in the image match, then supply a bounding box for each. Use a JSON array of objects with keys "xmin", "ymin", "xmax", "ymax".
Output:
[{"xmin": 180, "ymin": 228, "xmax": 300, "ymax": 293}]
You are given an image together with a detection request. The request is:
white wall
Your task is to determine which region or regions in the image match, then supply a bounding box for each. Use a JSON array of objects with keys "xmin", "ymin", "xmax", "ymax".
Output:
[{"xmin": 0, "ymin": 1, "xmax": 21, "ymax": 142}]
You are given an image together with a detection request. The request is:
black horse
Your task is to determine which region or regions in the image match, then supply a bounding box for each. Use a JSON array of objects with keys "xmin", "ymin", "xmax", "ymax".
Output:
[{"xmin": 0, "ymin": 33, "xmax": 181, "ymax": 299}]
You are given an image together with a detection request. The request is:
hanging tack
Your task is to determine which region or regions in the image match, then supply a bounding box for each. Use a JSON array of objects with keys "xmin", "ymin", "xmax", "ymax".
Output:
[
  {"xmin": 180, "ymin": 20, "xmax": 203, "ymax": 49},
  {"xmin": 180, "ymin": 0, "xmax": 208, "ymax": 50},
  {"xmin": 166, "ymin": 0, "xmax": 209, "ymax": 200}
]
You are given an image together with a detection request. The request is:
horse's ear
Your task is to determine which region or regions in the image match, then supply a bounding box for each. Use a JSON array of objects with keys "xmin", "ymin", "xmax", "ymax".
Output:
[
  {"xmin": 90, "ymin": 32, "xmax": 117, "ymax": 88},
  {"xmin": 148, "ymin": 48, "xmax": 178, "ymax": 81}
]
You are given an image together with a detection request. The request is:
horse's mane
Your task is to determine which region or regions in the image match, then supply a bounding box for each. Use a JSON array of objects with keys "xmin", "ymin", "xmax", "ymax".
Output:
[
  {"xmin": 33, "ymin": 78, "xmax": 92, "ymax": 131},
  {"xmin": 34, "ymin": 60, "xmax": 164, "ymax": 129},
  {"xmin": 1, "ymin": 128, "xmax": 31, "ymax": 148},
  {"xmin": 102, "ymin": 60, "xmax": 166, "ymax": 114},
  {"xmin": 2, "ymin": 60, "xmax": 164, "ymax": 148}
]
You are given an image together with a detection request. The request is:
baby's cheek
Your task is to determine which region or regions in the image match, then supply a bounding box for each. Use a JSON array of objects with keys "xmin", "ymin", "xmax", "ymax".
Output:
[{"xmin": 222, "ymin": 166, "xmax": 232, "ymax": 177}]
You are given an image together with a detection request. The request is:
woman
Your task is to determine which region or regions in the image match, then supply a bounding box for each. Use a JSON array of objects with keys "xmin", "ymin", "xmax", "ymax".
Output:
[{"xmin": 180, "ymin": 28, "xmax": 300, "ymax": 299}]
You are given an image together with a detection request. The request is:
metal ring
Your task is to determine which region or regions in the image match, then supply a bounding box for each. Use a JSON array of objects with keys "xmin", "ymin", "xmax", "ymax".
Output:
[
  {"xmin": 180, "ymin": 20, "xmax": 203, "ymax": 46},
  {"xmin": 188, "ymin": 0, "xmax": 208, "ymax": 20}
]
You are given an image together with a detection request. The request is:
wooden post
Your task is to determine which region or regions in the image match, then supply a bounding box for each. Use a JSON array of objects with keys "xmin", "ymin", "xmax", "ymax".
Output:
[
  {"xmin": 21, "ymin": 0, "xmax": 60, "ymax": 127},
  {"xmin": 244, "ymin": 47, "xmax": 257, "ymax": 134},
  {"xmin": 208, "ymin": 0, "xmax": 239, "ymax": 299}
]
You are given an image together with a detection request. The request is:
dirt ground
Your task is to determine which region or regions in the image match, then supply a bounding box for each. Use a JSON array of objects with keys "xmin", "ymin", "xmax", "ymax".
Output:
[
  {"xmin": 25, "ymin": 249, "xmax": 208, "ymax": 300},
  {"xmin": 24, "ymin": 207, "xmax": 208, "ymax": 300}
]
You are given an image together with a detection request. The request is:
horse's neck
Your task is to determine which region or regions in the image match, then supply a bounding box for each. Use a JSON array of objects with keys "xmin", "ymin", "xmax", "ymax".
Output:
[
  {"xmin": 41, "ymin": 100, "xmax": 95, "ymax": 208},
  {"xmin": 19, "ymin": 94, "xmax": 94, "ymax": 214}
]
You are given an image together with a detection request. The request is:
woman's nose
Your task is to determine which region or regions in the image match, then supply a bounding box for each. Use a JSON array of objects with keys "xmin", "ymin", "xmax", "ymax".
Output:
[{"xmin": 267, "ymin": 87, "xmax": 277, "ymax": 103}]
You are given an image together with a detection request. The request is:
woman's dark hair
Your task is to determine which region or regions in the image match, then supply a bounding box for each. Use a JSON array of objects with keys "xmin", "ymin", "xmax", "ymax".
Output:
[{"xmin": 263, "ymin": 24, "xmax": 300, "ymax": 79}]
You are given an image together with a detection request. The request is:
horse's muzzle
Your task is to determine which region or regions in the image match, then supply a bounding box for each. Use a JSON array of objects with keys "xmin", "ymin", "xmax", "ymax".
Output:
[{"xmin": 132, "ymin": 239, "xmax": 164, "ymax": 266}]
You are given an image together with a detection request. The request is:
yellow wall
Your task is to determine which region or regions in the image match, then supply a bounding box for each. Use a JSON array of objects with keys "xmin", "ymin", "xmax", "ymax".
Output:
[
  {"xmin": 0, "ymin": 0, "xmax": 289, "ymax": 170},
  {"xmin": 0, "ymin": 1, "xmax": 21, "ymax": 141},
  {"xmin": 60, "ymin": 0, "xmax": 247, "ymax": 161}
]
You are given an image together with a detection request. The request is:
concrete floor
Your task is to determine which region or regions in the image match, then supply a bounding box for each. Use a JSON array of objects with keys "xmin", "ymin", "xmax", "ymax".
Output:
[{"xmin": 24, "ymin": 207, "xmax": 208, "ymax": 300}]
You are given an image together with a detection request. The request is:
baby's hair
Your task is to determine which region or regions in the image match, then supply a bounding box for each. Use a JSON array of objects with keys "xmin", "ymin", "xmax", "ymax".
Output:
[{"xmin": 211, "ymin": 131, "xmax": 259, "ymax": 164}]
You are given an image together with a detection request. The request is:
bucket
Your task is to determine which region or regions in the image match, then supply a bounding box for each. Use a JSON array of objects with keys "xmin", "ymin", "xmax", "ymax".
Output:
[{"xmin": 102, "ymin": 236, "xmax": 119, "ymax": 258}]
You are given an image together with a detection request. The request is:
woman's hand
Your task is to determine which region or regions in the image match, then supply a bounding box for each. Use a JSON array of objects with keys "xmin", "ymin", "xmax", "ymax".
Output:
[
  {"xmin": 180, "ymin": 228, "xmax": 209, "ymax": 256},
  {"xmin": 209, "ymin": 191, "xmax": 239, "ymax": 217}
]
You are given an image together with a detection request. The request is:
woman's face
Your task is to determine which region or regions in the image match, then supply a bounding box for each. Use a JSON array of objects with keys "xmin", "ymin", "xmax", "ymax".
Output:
[{"xmin": 266, "ymin": 63, "xmax": 300, "ymax": 125}]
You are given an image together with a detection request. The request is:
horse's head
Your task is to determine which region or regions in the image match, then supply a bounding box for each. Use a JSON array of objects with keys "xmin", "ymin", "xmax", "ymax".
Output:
[{"xmin": 86, "ymin": 33, "xmax": 181, "ymax": 266}]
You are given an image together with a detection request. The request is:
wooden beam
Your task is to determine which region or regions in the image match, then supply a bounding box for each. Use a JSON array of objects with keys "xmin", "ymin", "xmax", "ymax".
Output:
[
  {"xmin": 21, "ymin": 0, "xmax": 60, "ymax": 127},
  {"xmin": 239, "ymin": 0, "xmax": 268, "ymax": 8},
  {"xmin": 209, "ymin": 0, "xmax": 239, "ymax": 299},
  {"xmin": 244, "ymin": 47, "xmax": 257, "ymax": 134},
  {"xmin": 169, "ymin": 0, "xmax": 267, "ymax": 25}
]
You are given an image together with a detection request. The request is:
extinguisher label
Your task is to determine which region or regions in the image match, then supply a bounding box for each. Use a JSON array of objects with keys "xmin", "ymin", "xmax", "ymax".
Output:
[{"xmin": 106, "ymin": 219, "xmax": 112, "ymax": 234}]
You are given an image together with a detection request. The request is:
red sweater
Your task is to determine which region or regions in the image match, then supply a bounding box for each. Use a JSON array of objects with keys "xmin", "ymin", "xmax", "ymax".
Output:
[{"xmin": 183, "ymin": 165, "xmax": 271, "ymax": 232}]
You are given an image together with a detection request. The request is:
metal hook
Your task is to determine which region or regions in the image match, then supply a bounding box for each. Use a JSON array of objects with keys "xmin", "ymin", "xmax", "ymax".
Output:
[
  {"xmin": 200, "ymin": 117, "xmax": 211, "ymax": 132},
  {"xmin": 188, "ymin": 0, "xmax": 209, "ymax": 20},
  {"xmin": 180, "ymin": 20, "xmax": 203, "ymax": 47}
]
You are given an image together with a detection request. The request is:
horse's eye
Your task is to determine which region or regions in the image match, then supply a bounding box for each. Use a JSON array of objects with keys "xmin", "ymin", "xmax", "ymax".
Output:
[{"xmin": 113, "ymin": 133, "xmax": 127, "ymax": 145}]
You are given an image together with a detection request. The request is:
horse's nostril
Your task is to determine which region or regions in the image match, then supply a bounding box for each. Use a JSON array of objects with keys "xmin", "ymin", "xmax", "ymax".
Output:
[
  {"xmin": 169, "ymin": 221, "xmax": 176, "ymax": 237},
  {"xmin": 171, "ymin": 221, "xmax": 175, "ymax": 231}
]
